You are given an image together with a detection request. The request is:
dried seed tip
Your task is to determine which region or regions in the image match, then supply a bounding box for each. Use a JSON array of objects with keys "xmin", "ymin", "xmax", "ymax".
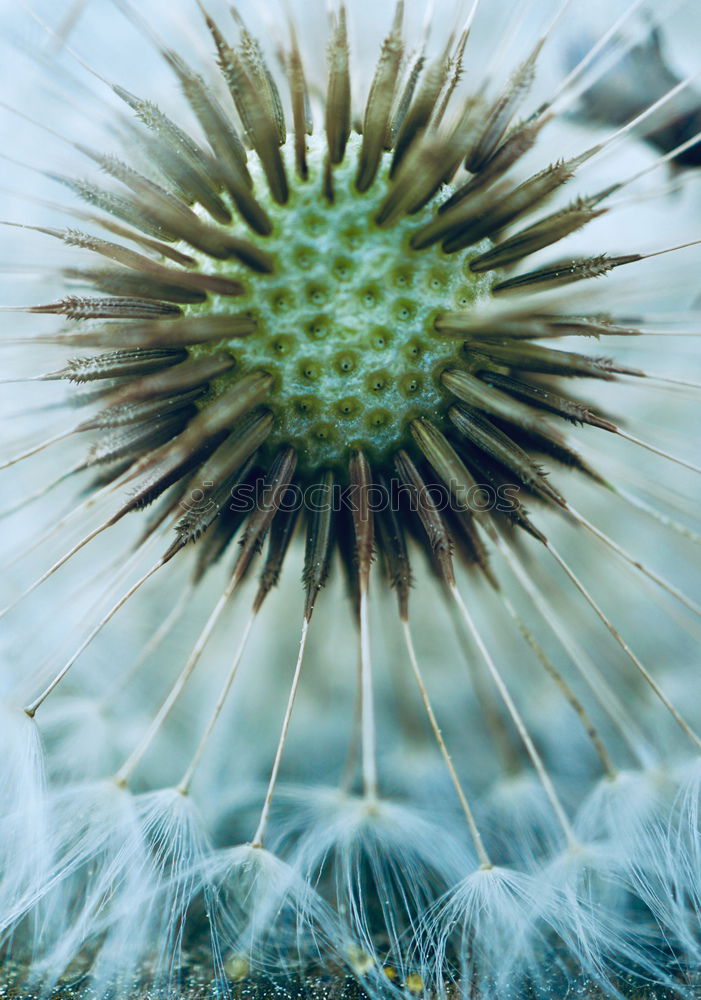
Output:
[
  {"xmin": 325, "ymin": 3, "xmax": 351, "ymax": 165},
  {"xmin": 390, "ymin": 45, "xmax": 451, "ymax": 176},
  {"xmin": 348, "ymin": 450, "xmax": 375, "ymax": 592},
  {"xmin": 355, "ymin": 1, "xmax": 405, "ymax": 193},
  {"xmin": 229, "ymin": 6, "xmax": 287, "ymax": 145},
  {"xmin": 61, "ymin": 228, "xmax": 246, "ymax": 294},
  {"xmin": 448, "ymin": 405, "xmax": 566, "ymax": 508},
  {"xmin": 234, "ymin": 445, "xmax": 297, "ymax": 583},
  {"xmin": 43, "ymin": 314, "xmax": 257, "ymax": 350},
  {"xmin": 285, "ymin": 20, "xmax": 312, "ymax": 180},
  {"xmin": 376, "ymin": 474, "xmax": 412, "ymax": 621},
  {"xmin": 200, "ymin": 4, "xmax": 289, "ymax": 204},
  {"xmin": 442, "ymin": 369, "xmax": 554, "ymax": 436},
  {"xmin": 23, "ymin": 295, "xmax": 182, "ymax": 320},
  {"xmin": 469, "ymin": 198, "xmax": 607, "ymax": 272},
  {"xmin": 470, "ymin": 341, "xmax": 639, "ymax": 379},
  {"xmin": 302, "ymin": 471, "xmax": 335, "ymax": 620},
  {"xmin": 253, "ymin": 504, "xmax": 299, "ymax": 612},
  {"xmin": 451, "ymin": 116, "xmax": 547, "ymax": 203},
  {"xmin": 104, "ymin": 355, "xmax": 236, "ymax": 407},
  {"xmin": 60, "ymin": 349, "xmax": 187, "ymax": 384},
  {"xmin": 481, "ymin": 372, "xmax": 618, "ymax": 432},
  {"xmin": 410, "ymin": 418, "xmax": 486, "ymax": 523},
  {"xmin": 465, "ymin": 43, "xmax": 543, "ymax": 173},
  {"xmin": 395, "ymin": 449, "xmax": 456, "ymax": 587},
  {"xmin": 492, "ymin": 254, "xmax": 642, "ymax": 295},
  {"xmin": 174, "ymin": 417, "xmax": 270, "ymax": 542}
]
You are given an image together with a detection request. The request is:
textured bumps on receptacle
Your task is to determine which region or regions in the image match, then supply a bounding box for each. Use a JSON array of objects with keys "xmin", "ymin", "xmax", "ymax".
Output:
[{"xmin": 193, "ymin": 134, "xmax": 491, "ymax": 471}]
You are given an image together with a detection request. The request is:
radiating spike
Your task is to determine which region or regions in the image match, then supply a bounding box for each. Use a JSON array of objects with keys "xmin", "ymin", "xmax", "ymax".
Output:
[
  {"xmin": 166, "ymin": 48, "xmax": 249, "ymax": 177},
  {"xmin": 452, "ymin": 446, "xmax": 547, "ymax": 543},
  {"xmin": 356, "ymin": 1, "xmax": 405, "ymax": 192},
  {"xmin": 443, "ymin": 155, "xmax": 594, "ymax": 253},
  {"xmin": 325, "ymin": 3, "xmax": 351, "ymax": 165},
  {"xmin": 498, "ymin": 420, "xmax": 606, "ymax": 485},
  {"xmin": 199, "ymin": 3, "xmax": 289, "ymax": 204},
  {"xmin": 471, "ymin": 341, "xmax": 641, "ymax": 379},
  {"xmin": 285, "ymin": 18, "xmax": 312, "ymax": 179},
  {"xmin": 111, "ymin": 83, "xmax": 233, "ymax": 224},
  {"xmin": 117, "ymin": 373, "xmax": 273, "ymax": 514},
  {"xmin": 410, "ymin": 418, "xmax": 493, "ymax": 527},
  {"xmin": 18, "ymin": 296, "xmax": 181, "ymax": 320},
  {"xmin": 166, "ymin": 415, "xmax": 272, "ymax": 554},
  {"xmin": 348, "ymin": 450, "xmax": 378, "ymax": 800},
  {"xmin": 479, "ymin": 371, "xmax": 617, "ymax": 432},
  {"xmin": 54, "ymin": 172, "xmax": 179, "ymax": 243},
  {"xmin": 232, "ymin": 447, "xmax": 298, "ymax": 586},
  {"xmin": 58, "ymin": 348, "xmax": 187, "ymax": 384},
  {"xmin": 85, "ymin": 143, "xmax": 274, "ymax": 264},
  {"xmin": 390, "ymin": 41, "xmax": 450, "ymax": 175},
  {"xmin": 411, "ymin": 416, "xmax": 546, "ymax": 540},
  {"xmin": 433, "ymin": 5, "xmax": 474, "ymax": 126},
  {"xmin": 83, "ymin": 412, "xmax": 195, "ymax": 470},
  {"xmin": 375, "ymin": 124, "xmax": 468, "ymax": 226},
  {"xmin": 229, "ymin": 6, "xmax": 287, "ymax": 145},
  {"xmin": 492, "ymin": 253, "xmax": 641, "ymax": 295},
  {"xmin": 61, "ymin": 229, "xmax": 245, "ymax": 295},
  {"xmin": 447, "ymin": 116, "xmax": 547, "ymax": 203},
  {"xmin": 24, "ymin": 313, "xmax": 257, "ymax": 350},
  {"xmin": 394, "ymin": 449, "xmax": 455, "ymax": 586},
  {"xmin": 388, "ymin": 49, "xmax": 425, "ymax": 152},
  {"xmin": 302, "ymin": 470, "xmax": 335, "ymax": 620},
  {"xmin": 376, "ymin": 475, "xmax": 412, "ymax": 621},
  {"xmin": 99, "ymin": 355, "xmax": 233, "ymax": 408},
  {"xmin": 470, "ymin": 198, "xmax": 606, "ymax": 272},
  {"xmin": 62, "ymin": 265, "xmax": 209, "ymax": 305},
  {"xmin": 432, "ymin": 308, "xmax": 642, "ymax": 343},
  {"xmin": 448, "ymin": 404, "xmax": 566, "ymax": 508},
  {"xmin": 253, "ymin": 506, "xmax": 300, "ymax": 613},
  {"xmin": 111, "ymin": 0, "xmax": 264, "ymax": 228},
  {"xmin": 348, "ymin": 451, "xmax": 375, "ymax": 591},
  {"xmin": 465, "ymin": 42, "xmax": 542, "ymax": 173},
  {"xmin": 0, "ymin": 200, "xmax": 195, "ymax": 265},
  {"xmin": 192, "ymin": 503, "xmax": 247, "ymax": 584},
  {"xmin": 113, "ymin": 370, "xmax": 273, "ymax": 498},
  {"xmin": 450, "ymin": 507, "xmax": 498, "ymax": 587},
  {"xmin": 443, "ymin": 369, "xmax": 562, "ymax": 435}
]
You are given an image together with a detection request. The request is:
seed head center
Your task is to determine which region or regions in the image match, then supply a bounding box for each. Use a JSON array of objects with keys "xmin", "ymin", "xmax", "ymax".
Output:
[{"xmin": 193, "ymin": 135, "xmax": 491, "ymax": 473}]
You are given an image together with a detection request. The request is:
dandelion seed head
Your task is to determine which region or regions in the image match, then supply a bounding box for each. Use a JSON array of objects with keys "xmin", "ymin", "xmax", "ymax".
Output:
[
  {"xmin": 1, "ymin": 0, "xmax": 701, "ymax": 996},
  {"xmin": 187, "ymin": 132, "xmax": 492, "ymax": 472}
]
